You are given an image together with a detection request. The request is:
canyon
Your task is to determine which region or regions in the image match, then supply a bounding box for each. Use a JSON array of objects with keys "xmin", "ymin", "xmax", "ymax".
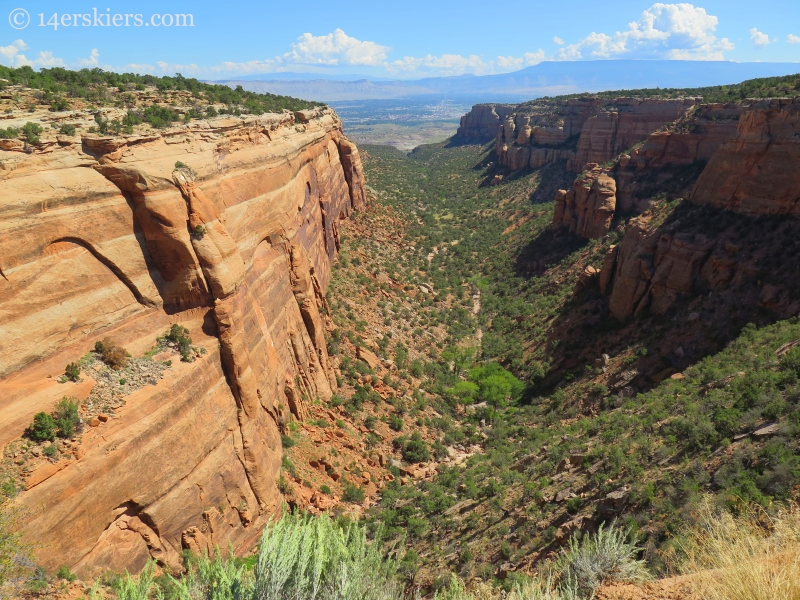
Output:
[{"xmin": 0, "ymin": 106, "xmax": 365, "ymax": 577}]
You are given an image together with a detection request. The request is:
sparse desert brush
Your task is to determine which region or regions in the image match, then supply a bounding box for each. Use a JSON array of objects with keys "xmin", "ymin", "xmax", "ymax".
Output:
[
  {"xmin": 0, "ymin": 500, "xmax": 34, "ymax": 597},
  {"xmin": 95, "ymin": 337, "xmax": 130, "ymax": 370},
  {"xmin": 679, "ymin": 495, "xmax": 800, "ymax": 600}
]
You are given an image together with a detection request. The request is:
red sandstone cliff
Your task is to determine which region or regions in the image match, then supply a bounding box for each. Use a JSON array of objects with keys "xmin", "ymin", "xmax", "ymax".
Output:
[
  {"xmin": 487, "ymin": 97, "xmax": 696, "ymax": 173},
  {"xmin": 0, "ymin": 107, "xmax": 365, "ymax": 576},
  {"xmin": 689, "ymin": 98, "xmax": 800, "ymax": 215},
  {"xmin": 592, "ymin": 99, "xmax": 800, "ymax": 319}
]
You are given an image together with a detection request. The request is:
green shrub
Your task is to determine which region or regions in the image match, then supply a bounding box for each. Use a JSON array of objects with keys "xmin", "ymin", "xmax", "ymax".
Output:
[
  {"xmin": 343, "ymin": 484, "xmax": 365, "ymax": 503},
  {"xmin": 402, "ymin": 432, "xmax": 431, "ymax": 463},
  {"xmin": 64, "ymin": 362, "xmax": 81, "ymax": 382},
  {"xmin": 164, "ymin": 324, "xmax": 194, "ymax": 362},
  {"xmin": 55, "ymin": 566, "xmax": 76, "ymax": 582},
  {"xmin": 53, "ymin": 398, "xmax": 80, "ymax": 439},
  {"xmin": 388, "ymin": 414, "xmax": 403, "ymax": 432},
  {"xmin": 21, "ymin": 122, "xmax": 43, "ymax": 145},
  {"xmin": 58, "ymin": 123, "xmax": 76, "ymax": 136},
  {"xmin": 28, "ymin": 413, "xmax": 56, "ymax": 443},
  {"xmin": 43, "ymin": 444, "xmax": 57, "ymax": 458},
  {"xmin": 0, "ymin": 127, "xmax": 19, "ymax": 139}
]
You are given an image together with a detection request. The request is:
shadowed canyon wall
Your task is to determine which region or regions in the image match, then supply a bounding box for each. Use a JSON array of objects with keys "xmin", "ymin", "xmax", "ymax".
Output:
[
  {"xmin": 0, "ymin": 108, "xmax": 365, "ymax": 576},
  {"xmin": 545, "ymin": 97, "xmax": 800, "ymax": 320}
]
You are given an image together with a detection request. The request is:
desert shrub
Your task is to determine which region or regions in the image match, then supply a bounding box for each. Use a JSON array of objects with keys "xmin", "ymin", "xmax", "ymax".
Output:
[
  {"xmin": 554, "ymin": 522, "xmax": 649, "ymax": 598},
  {"xmin": 115, "ymin": 561, "xmax": 160, "ymax": 600},
  {"xmin": 64, "ymin": 362, "xmax": 81, "ymax": 382},
  {"xmin": 95, "ymin": 337, "xmax": 129, "ymax": 370},
  {"xmin": 343, "ymin": 484, "xmax": 366, "ymax": 503},
  {"xmin": 433, "ymin": 574, "xmax": 471, "ymax": 600},
  {"xmin": 0, "ymin": 127, "xmax": 19, "ymax": 139},
  {"xmin": 252, "ymin": 511, "xmax": 401, "ymax": 600},
  {"xmin": 58, "ymin": 123, "xmax": 76, "ymax": 136},
  {"xmin": 21, "ymin": 122, "xmax": 42, "ymax": 144},
  {"xmin": 53, "ymin": 398, "xmax": 81, "ymax": 438},
  {"xmin": 55, "ymin": 566, "xmax": 76, "ymax": 582},
  {"xmin": 43, "ymin": 444, "xmax": 57, "ymax": 458},
  {"xmin": 27, "ymin": 412, "xmax": 56, "ymax": 442},
  {"xmin": 0, "ymin": 501, "xmax": 34, "ymax": 596},
  {"xmin": 164, "ymin": 324, "xmax": 194, "ymax": 362},
  {"xmin": 679, "ymin": 496, "xmax": 800, "ymax": 600},
  {"xmin": 402, "ymin": 432, "xmax": 431, "ymax": 463},
  {"xmin": 388, "ymin": 414, "xmax": 403, "ymax": 432}
]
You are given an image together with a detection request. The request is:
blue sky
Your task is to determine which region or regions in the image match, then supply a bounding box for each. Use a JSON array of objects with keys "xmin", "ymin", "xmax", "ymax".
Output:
[{"xmin": 2, "ymin": 1, "xmax": 800, "ymax": 79}]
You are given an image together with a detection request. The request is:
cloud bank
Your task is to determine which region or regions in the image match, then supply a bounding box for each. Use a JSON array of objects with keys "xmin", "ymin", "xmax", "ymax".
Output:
[{"xmin": 4, "ymin": 4, "xmax": 796, "ymax": 80}]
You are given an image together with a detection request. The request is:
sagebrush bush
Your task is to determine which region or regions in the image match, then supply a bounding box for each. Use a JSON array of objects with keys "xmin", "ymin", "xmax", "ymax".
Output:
[
  {"xmin": 554, "ymin": 523, "xmax": 649, "ymax": 597},
  {"xmin": 114, "ymin": 510, "xmax": 402, "ymax": 600}
]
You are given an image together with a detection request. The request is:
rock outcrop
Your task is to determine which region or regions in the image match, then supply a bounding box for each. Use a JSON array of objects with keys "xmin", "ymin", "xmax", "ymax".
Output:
[
  {"xmin": 553, "ymin": 102, "xmax": 742, "ymax": 239},
  {"xmin": 490, "ymin": 97, "xmax": 696, "ymax": 173},
  {"xmin": 456, "ymin": 104, "xmax": 517, "ymax": 141},
  {"xmin": 690, "ymin": 97, "xmax": 800, "ymax": 215},
  {"xmin": 553, "ymin": 165, "xmax": 617, "ymax": 239},
  {"xmin": 0, "ymin": 109, "xmax": 366, "ymax": 576}
]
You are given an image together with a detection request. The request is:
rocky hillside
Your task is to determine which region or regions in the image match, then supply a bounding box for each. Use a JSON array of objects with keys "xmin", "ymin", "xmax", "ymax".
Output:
[{"xmin": 0, "ymin": 72, "xmax": 365, "ymax": 578}]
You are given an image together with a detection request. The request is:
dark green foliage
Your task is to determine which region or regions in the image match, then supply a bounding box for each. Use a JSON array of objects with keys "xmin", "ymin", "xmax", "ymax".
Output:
[
  {"xmin": 58, "ymin": 123, "xmax": 76, "ymax": 136},
  {"xmin": 164, "ymin": 324, "xmax": 194, "ymax": 362},
  {"xmin": 53, "ymin": 398, "xmax": 80, "ymax": 438},
  {"xmin": 388, "ymin": 414, "xmax": 404, "ymax": 432},
  {"xmin": 402, "ymin": 432, "xmax": 431, "ymax": 463},
  {"xmin": 21, "ymin": 122, "xmax": 42, "ymax": 144},
  {"xmin": 0, "ymin": 127, "xmax": 19, "ymax": 139},
  {"xmin": 0, "ymin": 66, "xmax": 320, "ymax": 113},
  {"xmin": 28, "ymin": 413, "xmax": 56, "ymax": 443},
  {"xmin": 64, "ymin": 362, "xmax": 81, "ymax": 382},
  {"xmin": 343, "ymin": 484, "xmax": 366, "ymax": 503},
  {"xmin": 55, "ymin": 566, "xmax": 76, "ymax": 583}
]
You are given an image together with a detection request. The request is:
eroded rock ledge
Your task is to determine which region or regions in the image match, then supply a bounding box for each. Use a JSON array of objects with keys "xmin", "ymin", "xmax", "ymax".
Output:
[{"xmin": 0, "ymin": 108, "xmax": 365, "ymax": 576}]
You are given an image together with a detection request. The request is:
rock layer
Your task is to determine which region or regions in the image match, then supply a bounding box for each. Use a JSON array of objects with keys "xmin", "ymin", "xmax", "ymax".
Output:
[
  {"xmin": 0, "ymin": 109, "xmax": 365, "ymax": 576},
  {"xmin": 487, "ymin": 97, "xmax": 695, "ymax": 173},
  {"xmin": 690, "ymin": 98, "xmax": 800, "ymax": 215}
]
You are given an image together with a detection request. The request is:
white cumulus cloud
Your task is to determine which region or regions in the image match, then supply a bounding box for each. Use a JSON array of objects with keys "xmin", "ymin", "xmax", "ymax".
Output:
[
  {"xmin": 750, "ymin": 28, "xmax": 770, "ymax": 47},
  {"xmin": 789, "ymin": 34, "xmax": 800, "ymax": 44},
  {"xmin": 283, "ymin": 28, "xmax": 390, "ymax": 66},
  {"xmin": 557, "ymin": 3, "xmax": 734, "ymax": 61},
  {"xmin": 553, "ymin": 36, "xmax": 565, "ymax": 45}
]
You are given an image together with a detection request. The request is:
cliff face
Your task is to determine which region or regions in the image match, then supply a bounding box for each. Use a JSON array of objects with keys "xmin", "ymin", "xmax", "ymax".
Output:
[
  {"xmin": 552, "ymin": 103, "xmax": 742, "ymax": 239},
  {"xmin": 456, "ymin": 104, "xmax": 517, "ymax": 141},
  {"xmin": 592, "ymin": 99, "xmax": 800, "ymax": 319},
  {"xmin": 0, "ymin": 108, "xmax": 365, "ymax": 576},
  {"xmin": 487, "ymin": 97, "xmax": 695, "ymax": 173},
  {"xmin": 690, "ymin": 98, "xmax": 800, "ymax": 215}
]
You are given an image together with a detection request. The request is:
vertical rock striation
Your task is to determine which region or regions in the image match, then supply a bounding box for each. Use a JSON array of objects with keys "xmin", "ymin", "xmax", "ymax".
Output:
[{"xmin": 0, "ymin": 108, "xmax": 366, "ymax": 576}]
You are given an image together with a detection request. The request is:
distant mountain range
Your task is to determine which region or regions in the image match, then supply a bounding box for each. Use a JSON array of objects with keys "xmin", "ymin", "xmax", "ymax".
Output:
[{"xmin": 215, "ymin": 60, "xmax": 800, "ymax": 102}]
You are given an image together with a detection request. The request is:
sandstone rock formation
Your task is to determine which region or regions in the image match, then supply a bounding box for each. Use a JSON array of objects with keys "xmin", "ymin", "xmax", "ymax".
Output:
[
  {"xmin": 0, "ymin": 109, "xmax": 366, "ymax": 577},
  {"xmin": 553, "ymin": 103, "xmax": 742, "ymax": 240},
  {"xmin": 490, "ymin": 97, "xmax": 696, "ymax": 173},
  {"xmin": 690, "ymin": 98, "xmax": 800, "ymax": 215},
  {"xmin": 456, "ymin": 104, "xmax": 517, "ymax": 141},
  {"xmin": 553, "ymin": 165, "xmax": 617, "ymax": 239}
]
